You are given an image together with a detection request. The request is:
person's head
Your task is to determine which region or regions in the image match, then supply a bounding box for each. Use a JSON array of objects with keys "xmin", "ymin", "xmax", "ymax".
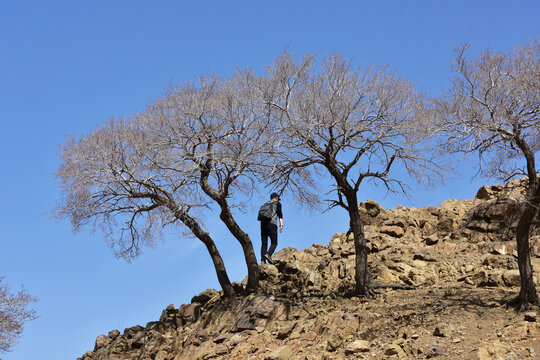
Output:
[{"xmin": 270, "ymin": 192, "xmax": 280, "ymax": 201}]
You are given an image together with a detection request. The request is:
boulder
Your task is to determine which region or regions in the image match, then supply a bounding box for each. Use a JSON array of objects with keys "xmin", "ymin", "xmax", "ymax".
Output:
[
  {"xmin": 265, "ymin": 345, "xmax": 293, "ymax": 360},
  {"xmin": 179, "ymin": 303, "xmax": 201, "ymax": 324},
  {"xmin": 326, "ymin": 335, "xmax": 343, "ymax": 352},
  {"xmin": 344, "ymin": 340, "xmax": 370, "ymax": 354},
  {"xmin": 475, "ymin": 185, "xmax": 495, "ymax": 200},
  {"xmin": 524, "ymin": 311, "xmax": 537, "ymax": 322},
  {"xmin": 477, "ymin": 343, "xmax": 515, "ymax": 360},
  {"xmin": 384, "ymin": 344, "xmax": 406, "ymax": 357},
  {"xmin": 231, "ymin": 313, "xmax": 255, "ymax": 332},
  {"xmin": 260, "ymin": 264, "xmax": 279, "ymax": 279},
  {"xmin": 276, "ymin": 322, "xmax": 296, "ymax": 339},
  {"xmin": 424, "ymin": 233, "xmax": 439, "ymax": 245},
  {"xmin": 108, "ymin": 329, "xmax": 120, "ymax": 339},
  {"xmin": 360, "ymin": 199, "xmax": 382, "ymax": 219},
  {"xmin": 191, "ymin": 289, "xmax": 220, "ymax": 305},
  {"xmin": 383, "ymin": 218, "xmax": 408, "ymax": 230},
  {"xmin": 489, "ymin": 244, "xmax": 507, "ymax": 255},
  {"xmin": 250, "ymin": 296, "xmax": 276, "ymax": 318},
  {"xmin": 94, "ymin": 335, "xmax": 112, "ymax": 350},
  {"xmin": 433, "ymin": 324, "xmax": 453, "ymax": 337},
  {"xmin": 502, "ymin": 270, "xmax": 521, "ymax": 287},
  {"xmin": 380, "ymin": 225, "xmax": 404, "ymax": 238}
]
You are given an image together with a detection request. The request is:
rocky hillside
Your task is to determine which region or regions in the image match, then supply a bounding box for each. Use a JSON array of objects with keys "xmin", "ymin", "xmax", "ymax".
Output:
[{"xmin": 79, "ymin": 179, "xmax": 540, "ymax": 360}]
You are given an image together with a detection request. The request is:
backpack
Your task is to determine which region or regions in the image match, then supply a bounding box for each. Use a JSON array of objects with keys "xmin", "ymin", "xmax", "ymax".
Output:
[{"xmin": 257, "ymin": 201, "xmax": 276, "ymax": 222}]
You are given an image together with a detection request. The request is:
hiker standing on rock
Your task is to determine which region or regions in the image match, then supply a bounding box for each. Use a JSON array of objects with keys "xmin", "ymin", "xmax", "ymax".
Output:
[{"xmin": 258, "ymin": 192, "xmax": 283, "ymax": 265}]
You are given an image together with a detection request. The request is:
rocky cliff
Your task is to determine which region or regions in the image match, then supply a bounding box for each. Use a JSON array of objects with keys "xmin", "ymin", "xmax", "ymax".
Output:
[{"xmin": 79, "ymin": 179, "xmax": 540, "ymax": 360}]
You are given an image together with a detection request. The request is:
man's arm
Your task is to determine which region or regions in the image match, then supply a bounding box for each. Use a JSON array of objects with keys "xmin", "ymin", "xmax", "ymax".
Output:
[{"xmin": 277, "ymin": 202, "xmax": 283, "ymax": 233}]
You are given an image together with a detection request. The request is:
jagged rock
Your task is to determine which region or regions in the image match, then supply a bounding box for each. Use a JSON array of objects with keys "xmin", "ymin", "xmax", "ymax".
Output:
[
  {"xmin": 477, "ymin": 343, "xmax": 515, "ymax": 360},
  {"xmin": 476, "ymin": 185, "xmax": 494, "ymax": 200},
  {"xmin": 231, "ymin": 313, "xmax": 256, "ymax": 332},
  {"xmin": 307, "ymin": 271, "xmax": 322, "ymax": 288},
  {"xmin": 380, "ymin": 225, "xmax": 404, "ymax": 238},
  {"xmin": 359, "ymin": 199, "xmax": 383, "ymax": 221},
  {"xmin": 424, "ymin": 233, "xmax": 439, "ymax": 245},
  {"xmin": 385, "ymin": 217, "xmax": 409, "ymax": 229},
  {"xmin": 384, "ymin": 344, "xmax": 407, "ymax": 357},
  {"xmin": 250, "ymin": 296, "xmax": 276, "ymax": 318},
  {"xmin": 530, "ymin": 238, "xmax": 540, "ymax": 257},
  {"xmin": 160, "ymin": 304, "xmax": 178, "ymax": 324},
  {"xmin": 108, "ymin": 329, "xmax": 120, "ymax": 340},
  {"xmin": 265, "ymin": 345, "xmax": 293, "ymax": 360},
  {"xmin": 433, "ymin": 324, "xmax": 453, "ymax": 337},
  {"xmin": 260, "ymin": 264, "xmax": 279, "ymax": 279},
  {"xmin": 469, "ymin": 270, "xmax": 502, "ymax": 287},
  {"xmin": 213, "ymin": 333, "xmax": 229, "ymax": 344},
  {"xmin": 524, "ymin": 311, "xmax": 537, "ymax": 322},
  {"xmin": 192, "ymin": 289, "xmax": 220, "ymax": 305},
  {"xmin": 81, "ymin": 350, "xmax": 93, "ymax": 359},
  {"xmin": 155, "ymin": 350, "xmax": 171, "ymax": 360},
  {"xmin": 344, "ymin": 340, "xmax": 370, "ymax": 354},
  {"xmin": 426, "ymin": 344, "xmax": 444, "ymax": 358},
  {"xmin": 230, "ymin": 296, "xmax": 277, "ymax": 332},
  {"xmin": 206, "ymin": 343, "xmax": 229, "ymax": 358},
  {"xmin": 490, "ymin": 244, "xmax": 507, "ymax": 255},
  {"xmin": 124, "ymin": 325, "xmax": 145, "ymax": 338},
  {"xmin": 276, "ymin": 321, "xmax": 296, "ymax": 339},
  {"xmin": 482, "ymin": 255, "xmax": 518, "ymax": 270},
  {"xmin": 228, "ymin": 333, "xmax": 247, "ymax": 347},
  {"xmin": 178, "ymin": 303, "xmax": 201, "ymax": 324},
  {"xmin": 282, "ymin": 260, "xmax": 302, "ymax": 274},
  {"xmin": 387, "ymin": 262, "xmax": 412, "ymax": 275},
  {"xmin": 94, "ymin": 334, "xmax": 112, "ymax": 350},
  {"xmin": 437, "ymin": 216, "xmax": 455, "ymax": 233},
  {"xmin": 326, "ymin": 335, "xmax": 343, "ymax": 351},
  {"xmin": 374, "ymin": 264, "xmax": 399, "ymax": 283},
  {"xmin": 502, "ymin": 270, "xmax": 521, "ymax": 287}
]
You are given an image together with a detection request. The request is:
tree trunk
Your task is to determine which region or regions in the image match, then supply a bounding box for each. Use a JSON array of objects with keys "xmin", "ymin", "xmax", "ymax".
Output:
[
  {"xmin": 198, "ymin": 171, "xmax": 259, "ymax": 293},
  {"xmin": 513, "ymin": 183, "xmax": 540, "ymax": 311},
  {"xmin": 199, "ymin": 232, "xmax": 236, "ymax": 298},
  {"xmin": 324, "ymin": 155, "xmax": 370, "ymax": 297},
  {"xmin": 346, "ymin": 194, "xmax": 369, "ymax": 296},
  {"xmin": 170, "ymin": 204, "xmax": 235, "ymax": 298},
  {"xmin": 218, "ymin": 209, "xmax": 260, "ymax": 293}
]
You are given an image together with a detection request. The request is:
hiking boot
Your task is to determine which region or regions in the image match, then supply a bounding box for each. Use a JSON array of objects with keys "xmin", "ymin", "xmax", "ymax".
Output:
[{"xmin": 264, "ymin": 253, "xmax": 275, "ymax": 265}]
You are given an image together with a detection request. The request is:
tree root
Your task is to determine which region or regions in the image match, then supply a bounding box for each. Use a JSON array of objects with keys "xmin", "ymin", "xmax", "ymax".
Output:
[{"xmin": 505, "ymin": 295, "xmax": 540, "ymax": 312}]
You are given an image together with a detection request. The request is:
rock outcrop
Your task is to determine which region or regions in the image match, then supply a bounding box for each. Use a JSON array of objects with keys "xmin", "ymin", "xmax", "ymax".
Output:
[{"xmin": 79, "ymin": 179, "xmax": 540, "ymax": 360}]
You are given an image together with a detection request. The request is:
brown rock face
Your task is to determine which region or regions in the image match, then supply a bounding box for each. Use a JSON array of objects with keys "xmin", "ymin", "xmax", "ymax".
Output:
[{"xmin": 79, "ymin": 178, "xmax": 540, "ymax": 360}]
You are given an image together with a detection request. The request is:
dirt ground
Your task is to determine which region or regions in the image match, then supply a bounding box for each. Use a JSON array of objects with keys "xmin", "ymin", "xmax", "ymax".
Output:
[{"xmin": 336, "ymin": 284, "xmax": 540, "ymax": 359}]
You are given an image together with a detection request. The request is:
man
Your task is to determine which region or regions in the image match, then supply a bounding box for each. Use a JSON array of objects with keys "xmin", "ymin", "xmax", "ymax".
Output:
[{"xmin": 260, "ymin": 192, "xmax": 283, "ymax": 264}]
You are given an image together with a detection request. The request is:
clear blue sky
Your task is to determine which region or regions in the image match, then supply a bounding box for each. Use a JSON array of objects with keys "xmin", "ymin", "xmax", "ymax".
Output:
[{"xmin": 0, "ymin": 1, "xmax": 538, "ymax": 359}]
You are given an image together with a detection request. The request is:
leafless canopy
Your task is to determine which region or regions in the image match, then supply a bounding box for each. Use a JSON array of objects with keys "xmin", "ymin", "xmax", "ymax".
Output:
[
  {"xmin": 260, "ymin": 52, "xmax": 440, "ymax": 210},
  {"xmin": 56, "ymin": 116, "xmax": 202, "ymax": 260},
  {"xmin": 433, "ymin": 38, "xmax": 540, "ymax": 184},
  {"xmin": 143, "ymin": 72, "xmax": 277, "ymax": 210},
  {"xmin": 0, "ymin": 277, "xmax": 37, "ymax": 354}
]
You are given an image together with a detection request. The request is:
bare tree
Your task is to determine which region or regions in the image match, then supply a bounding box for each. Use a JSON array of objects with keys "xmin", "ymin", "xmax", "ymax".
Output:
[
  {"xmin": 0, "ymin": 277, "xmax": 37, "ymax": 355},
  {"xmin": 142, "ymin": 72, "xmax": 276, "ymax": 293},
  {"xmin": 55, "ymin": 117, "xmax": 236, "ymax": 297},
  {"xmin": 431, "ymin": 38, "xmax": 540, "ymax": 310},
  {"xmin": 56, "ymin": 71, "xmax": 276, "ymax": 296},
  {"xmin": 260, "ymin": 53, "xmax": 439, "ymax": 296}
]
